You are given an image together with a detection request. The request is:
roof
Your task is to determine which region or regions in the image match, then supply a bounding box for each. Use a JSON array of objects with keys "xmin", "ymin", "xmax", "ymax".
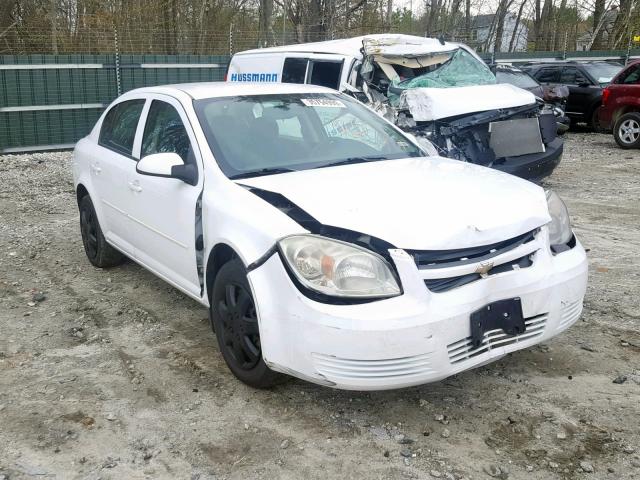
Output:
[
  {"xmin": 233, "ymin": 34, "xmax": 458, "ymax": 58},
  {"xmin": 471, "ymin": 14, "xmax": 495, "ymax": 29},
  {"xmin": 126, "ymin": 82, "xmax": 336, "ymax": 100},
  {"xmin": 524, "ymin": 60, "xmax": 621, "ymax": 68}
]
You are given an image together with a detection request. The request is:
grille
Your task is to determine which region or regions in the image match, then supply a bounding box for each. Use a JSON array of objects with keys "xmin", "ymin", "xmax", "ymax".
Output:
[
  {"xmin": 424, "ymin": 254, "xmax": 533, "ymax": 293},
  {"xmin": 409, "ymin": 229, "xmax": 537, "ymax": 269},
  {"xmin": 410, "ymin": 229, "xmax": 538, "ymax": 293},
  {"xmin": 311, "ymin": 352, "xmax": 434, "ymax": 380},
  {"xmin": 447, "ymin": 314, "xmax": 547, "ymax": 365},
  {"xmin": 557, "ymin": 299, "xmax": 582, "ymax": 331}
]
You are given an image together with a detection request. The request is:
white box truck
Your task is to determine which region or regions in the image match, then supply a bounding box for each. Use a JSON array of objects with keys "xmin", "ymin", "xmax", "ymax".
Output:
[{"xmin": 228, "ymin": 34, "xmax": 563, "ymax": 181}]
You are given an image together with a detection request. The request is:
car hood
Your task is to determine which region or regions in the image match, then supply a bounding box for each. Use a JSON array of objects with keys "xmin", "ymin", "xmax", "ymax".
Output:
[
  {"xmin": 237, "ymin": 157, "xmax": 551, "ymax": 251},
  {"xmin": 398, "ymin": 84, "xmax": 537, "ymax": 122}
]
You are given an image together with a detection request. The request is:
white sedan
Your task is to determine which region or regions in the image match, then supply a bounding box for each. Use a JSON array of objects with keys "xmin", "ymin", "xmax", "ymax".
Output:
[{"xmin": 73, "ymin": 82, "xmax": 587, "ymax": 390}]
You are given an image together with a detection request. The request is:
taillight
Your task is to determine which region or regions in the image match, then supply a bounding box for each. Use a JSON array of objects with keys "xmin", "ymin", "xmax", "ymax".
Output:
[{"xmin": 602, "ymin": 87, "xmax": 610, "ymax": 106}]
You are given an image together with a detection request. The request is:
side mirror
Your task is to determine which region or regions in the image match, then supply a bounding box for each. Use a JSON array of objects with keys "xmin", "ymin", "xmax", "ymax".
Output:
[
  {"xmin": 578, "ymin": 82, "xmax": 591, "ymax": 88},
  {"xmin": 136, "ymin": 152, "xmax": 197, "ymax": 186}
]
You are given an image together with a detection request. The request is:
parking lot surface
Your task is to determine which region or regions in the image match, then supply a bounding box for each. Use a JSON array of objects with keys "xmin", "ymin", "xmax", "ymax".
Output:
[{"xmin": 1, "ymin": 132, "xmax": 639, "ymax": 479}]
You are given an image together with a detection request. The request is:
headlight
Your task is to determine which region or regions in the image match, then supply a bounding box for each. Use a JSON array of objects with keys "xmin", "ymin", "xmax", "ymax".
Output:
[
  {"xmin": 279, "ymin": 235, "xmax": 401, "ymax": 298},
  {"xmin": 546, "ymin": 190, "xmax": 572, "ymax": 245}
]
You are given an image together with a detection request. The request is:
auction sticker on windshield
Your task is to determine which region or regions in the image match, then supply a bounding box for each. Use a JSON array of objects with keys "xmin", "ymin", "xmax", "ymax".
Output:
[{"xmin": 301, "ymin": 98, "xmax": 346, "ymax": 108}]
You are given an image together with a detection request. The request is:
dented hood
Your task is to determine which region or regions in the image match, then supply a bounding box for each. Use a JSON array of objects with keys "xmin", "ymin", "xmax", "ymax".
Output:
[
  {"xmin": 399, "ymin": 84, "xmax": 537, "ymax": 122},
  {"xmin": 238, "ymin": 156, "xmax": 551, "ymax": 250}
]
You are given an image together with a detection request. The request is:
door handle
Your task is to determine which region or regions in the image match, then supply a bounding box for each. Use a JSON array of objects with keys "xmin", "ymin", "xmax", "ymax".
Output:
[
  {"xmin": 128, "ymin": 181, "xmax": 142, "ymax": 193},
  {"xmin": 90, "ymin": 164, "xmax": 102, "ymax": 174}
]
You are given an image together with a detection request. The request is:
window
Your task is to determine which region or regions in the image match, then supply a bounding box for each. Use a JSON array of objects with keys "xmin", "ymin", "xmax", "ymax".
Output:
[
  {"xmin": 496, "ymin": 69, "xmax": 539, "ymax": 89},
  {"xmin": 282, "ymin": 58, "xmax": 308, "ymax": 83},
  {"xmin": 194, "ymin": 93, "xmax": 421, "ymax": 179},
  {"xmin": 560, "ymin": 67, "xmax": 589, "ymax": 85},
  {"xmin": 308, "ymin": 61, "xmax": 343, "ymax": 90},
  {"xmin": 618, "ymin": 65, "xmax": 640, "ymax": 85},
  {"xmin": 535, "ymin": 67, "xmax": 560, "ymax": 83},
  {"xmin": 583, "ymin": 62, "xmax": 623, "ymax": 85},
  {"xmin": 99, "ymin": 99, "xmax": 145, "ymax": 156},
  {"xmin": 141, "ymin": 100, "xmax": 192, "ymax": 163}
]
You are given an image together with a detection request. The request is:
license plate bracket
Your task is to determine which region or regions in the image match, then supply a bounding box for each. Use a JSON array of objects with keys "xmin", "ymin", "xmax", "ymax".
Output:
[{"xmin": 470, "ymin": 298, "xmax": 525, "ymax": 349}]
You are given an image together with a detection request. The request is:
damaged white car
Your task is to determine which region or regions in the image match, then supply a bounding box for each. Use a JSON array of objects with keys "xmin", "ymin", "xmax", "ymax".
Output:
[
  {"xmin": 73, "ymin": 83, "xmax": 587, "ymax": 390},
  {"xmin": 228, "ymin": 34, "xmax": 564, "ymax": 182}
]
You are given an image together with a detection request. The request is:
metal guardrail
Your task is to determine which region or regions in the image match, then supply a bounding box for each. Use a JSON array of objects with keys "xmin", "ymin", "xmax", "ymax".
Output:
[{"xmin": 482, "ymin": 48, "xmax": 640, "ymax": 65}]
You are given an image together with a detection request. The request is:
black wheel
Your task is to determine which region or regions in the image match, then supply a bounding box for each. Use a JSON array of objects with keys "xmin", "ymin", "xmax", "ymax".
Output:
[
  {"xmin": 210, "ymin": 258, "xmax": 283, "ymax": 388},
  {"xmin": 79, "ymin": 195, "xmax": 125, "ymax": 268},
  {"xmin": 613, "ymin": 112, "xmax": 640, "ymax": 149},
  {"xmin": 590, "ymin": 106, "xmax": 604, "ymax": 133}
]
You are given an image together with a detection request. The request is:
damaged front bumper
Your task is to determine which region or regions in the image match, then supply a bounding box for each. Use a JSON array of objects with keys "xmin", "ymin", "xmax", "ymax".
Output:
[
  {"xmin": 492, "ymin": 137, "xmax": 563, "ymax": 183},
  {"xmin": 405, "ymin": 103, "xmax": 563, "ymax": 183},
  {"xmin": 247, "ymin": 229, "xmax": 587, "ymax": 390}
]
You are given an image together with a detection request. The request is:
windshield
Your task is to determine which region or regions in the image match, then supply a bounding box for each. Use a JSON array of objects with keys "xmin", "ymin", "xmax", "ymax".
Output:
[
  {"xmin": 194, "ymin": 93, "xmax": 422, "ymax": 179},
  {"xmin": 496, "ymin": 69, "xmax": 539, "ymax": 89},
  {"xmin": 393, "ymin": 49, "xmax": 496, "ymax": 90},
  {"xmin": 583, "ymin": 63, "xmax": 623, "ymax": 85}
]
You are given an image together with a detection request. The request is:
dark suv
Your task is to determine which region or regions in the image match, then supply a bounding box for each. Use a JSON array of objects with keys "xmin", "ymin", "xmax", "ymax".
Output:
[{"xmin": 523, "ymin": 61, "xmax": 623, "ymax": 129}]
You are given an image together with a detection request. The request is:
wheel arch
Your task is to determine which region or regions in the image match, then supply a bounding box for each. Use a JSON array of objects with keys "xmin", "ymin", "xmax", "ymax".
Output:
[
  {"xmin": 205, "ymin": 243, "xmax": 241, "ymax": 302},
  {"xmin": 76, "ymin": 183, "xmax": 90, "ymax": 207},
  {"xmin": 613, "ymin": 105, "xmax": 640, "ymax": 124}
]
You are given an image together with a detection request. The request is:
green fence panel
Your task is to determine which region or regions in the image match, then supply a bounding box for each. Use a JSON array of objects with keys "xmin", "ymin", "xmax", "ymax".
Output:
[
  {"xmin": 2, "ymin": 49, "xmax": 637, "ymax": 153},
  {"xmin": 1, "ymin": 54, "xmax": 229, "ymax": 152}
]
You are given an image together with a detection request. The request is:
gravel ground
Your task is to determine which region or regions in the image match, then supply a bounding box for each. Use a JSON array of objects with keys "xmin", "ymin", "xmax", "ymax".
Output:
[{"xmin": 1, "ymin": 132, "xmax": 639, "ymax": 480}]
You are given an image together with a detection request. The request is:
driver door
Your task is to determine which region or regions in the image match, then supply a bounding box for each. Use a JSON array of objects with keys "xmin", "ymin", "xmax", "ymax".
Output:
[
  {"xmin": 560, "ymin": 67, "xmax": 593, "ymax": 117},
  {"xmin": 125, "ymin": 95, "xmax": 203, "ymax": 297}
]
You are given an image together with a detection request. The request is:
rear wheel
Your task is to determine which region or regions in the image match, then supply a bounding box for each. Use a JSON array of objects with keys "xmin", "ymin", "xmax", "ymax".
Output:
[
  {"xmin": 210, "ymin": 258, "xmax": 283, "ymax": 388},
  {"xmin": 613, "ymin": 112, "xmax": 640, "ymax": 149},
  {"xmin": 79, "ymin": 195, "xmax": 125, "ymax": 268}
]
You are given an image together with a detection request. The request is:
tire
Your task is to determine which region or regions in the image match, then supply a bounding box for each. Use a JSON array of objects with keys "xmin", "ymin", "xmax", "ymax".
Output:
[
  {"xmin": 613, "ymin": 112, "xmax": 640, "ymax": 149},
  {"xmin": 79, "ymin": 195, "xmax": 125, "ymax": 268},
  {"xmin": 210, "ymin": 258, "xmax": 284, "ymax": 388},
  {"xmin": 590, "ymin": 106, "xmax": 604, "ymax": 133}
]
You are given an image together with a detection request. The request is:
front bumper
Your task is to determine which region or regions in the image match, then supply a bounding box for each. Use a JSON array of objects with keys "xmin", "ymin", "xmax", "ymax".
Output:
[
  {"xmin": 492, "ymin": 137, "xmax": 563, "ymax": 183},
  {"xmin": 248, "ymin": 232, "xmax": 587, "ymax": 391}
]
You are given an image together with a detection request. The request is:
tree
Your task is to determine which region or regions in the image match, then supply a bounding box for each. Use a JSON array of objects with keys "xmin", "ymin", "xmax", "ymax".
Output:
[{"xmin": 258, "ymin": 0, "xmax": 274, "ymax": 46}]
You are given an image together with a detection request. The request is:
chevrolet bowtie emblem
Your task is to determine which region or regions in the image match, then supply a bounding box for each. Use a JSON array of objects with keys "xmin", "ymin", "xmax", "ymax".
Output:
[{"xmin": 474, "ymin": 261, "xmax": 494, "ymax": 276}]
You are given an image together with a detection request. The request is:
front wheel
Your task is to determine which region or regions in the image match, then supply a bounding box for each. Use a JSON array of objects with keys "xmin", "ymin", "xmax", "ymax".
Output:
[
  {"xmin": 613, "ymin": 112, "xmax": 640, "ymax": 149},
  {"xmin": 210, "ymin": 258, "xmax": 284, "ymax": 388}
]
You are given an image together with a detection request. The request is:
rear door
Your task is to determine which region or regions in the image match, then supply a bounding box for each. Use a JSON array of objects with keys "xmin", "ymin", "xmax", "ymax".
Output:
[
  {"xmin": 92, "ymin": 98, "xmax": 147, "ymax": 256},
  {"xmin": 307, "ymin": 57, "xmax": 344, "ymax": 90},
  {"xmin": 614, "ymin": 63, "xmax": 640, "ymax": 99},
  {"xmin": 124, "ymin": 95, "xmax": 203, "ymax": 296},
  {"xmin": 281, "ymin": 55, "xmax": 345, "ymax": 90},
  {"xmin": 227, "ymin": 53, "xmax": 282, "ymax": 83}
]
